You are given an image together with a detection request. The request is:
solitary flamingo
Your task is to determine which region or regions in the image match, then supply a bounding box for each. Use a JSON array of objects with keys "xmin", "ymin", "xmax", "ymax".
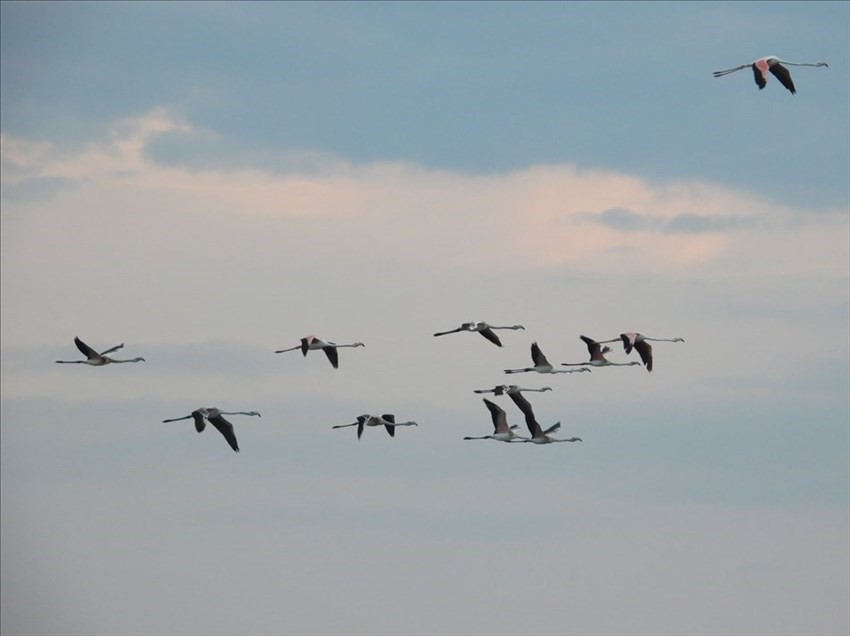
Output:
[
  {"xmin": 332, "ymin": 413, "xmax": 418, "ymax": 440},
  {"xmin": 713, "ymin": 56, "xmax": 828, "ymax": 94},
  {"xmin": 463, "ymin": 399, "xmax": 523, "ymax": 442},
  {"xmin": 274, "ymin": 335, "xmax": 364, "ymax": 369},
  {"xmin": 55, "ymin": 336, "xmax": 145, "ymax": 365},
  {"xmin": 507, "ymin": 391, "xmax": 581, "ymax": 445},
  {"xmin": 561, "ymin": 335, "xmax": 641, "ymax": 370},
  {"xmin": 505, "ymin": 342, "xmax": 592, "ymax": 375},
  {"xmin": 161, "ymin": 408, "xmax": 261, "ymax": 453},
  {"xmin": 433, "ymin": 321, "xmax": 525, "ymax": 347},
  {"xmin": 598, "ymin": 332, "xmax": 685, "ymax": 372},
  {"xmin": 473, "ymin": 385, "xmax": 552, "ymax": 396}
]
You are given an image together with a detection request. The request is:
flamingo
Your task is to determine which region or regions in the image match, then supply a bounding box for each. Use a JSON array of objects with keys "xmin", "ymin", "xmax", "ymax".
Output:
[
  {"xmin": 598, "ymin": 332, "xmax": 685, "ymax": 372},
  {"xmin": 433, "ymin": 321, "xmax": 524, "ymax": 347},
  {"xmin": 473, "ymin": 384, "xmax": 553, "ymax": 396},
  {"xmin": 561, "ymin": 335, "xmax": 641, "ymax": 369},
  {"xmin": 507, "ymin": 391, "xmax": 581, "ymax": 445},
  {"xmin": 505, "ymin": 342, "xmax": 592, "ymax": 375},
  {"xmin": 161, "ymin": 408, "xmax": 261, "ymax": 453},
  {"xmin": 55, "ymin": 336, "xmax": 145, "ymax": 365},
  {"xmin": 274, "ymin": 335, "xmax": 364, "ymax": 369},
  {"xmin": 332, "ymin": 413, "xmax": 418, "ymax": 440},
  {"xmin": 463, "ymin": 399, "xmax": 523, "ymax": 442},
  {"xmin": 713, "ymin": 56, "xmax": 828, "ymax": 94}
]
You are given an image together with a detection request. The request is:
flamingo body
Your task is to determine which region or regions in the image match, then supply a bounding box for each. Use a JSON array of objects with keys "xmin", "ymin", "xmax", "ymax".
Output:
[
  {"xmin": 713, "ymin": 56, "xmax": 828, "ymax": 94},
  {"xmin": 274, "ymin": 335, "xmax": 364, "ymax": 369},
  {"xmin": 161, "ymin": 407, "xmax": 261, "ymax": 453},
  {"xmin": 433, "ymin": 321, "xmax": 524, "ymax": 347},
  {"xmin": 505, "ymin": 342, "xmax": 592, "ymax": 375},
  {"xmin": 507, "ymin": 391, "xmax": 581, "ymax": 445},
  {"xmin": 473, "ymin": 385, "xmax": 553, "ymax": 396},
  {"xmin": 55, "ymin": 336, "xmax": 145, "ymax": 365},
  {"xmin": 560, "ymin": 335, "xmax": 641, "ymax": 369},
  {"xmin": 463, "ymin": 399, "xmax": 523, "ymax": 442},
  {"xmin": 333, "ymin": 413, "xmax": 418, "ymax": 440},
  {"xmin": 614, "ymin": 332, "xmax": 684, "ymax": 372}
]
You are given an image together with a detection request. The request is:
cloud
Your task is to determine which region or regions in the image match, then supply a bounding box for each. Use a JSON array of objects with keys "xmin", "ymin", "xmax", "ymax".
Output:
[
  {"xmin": 663, "ymin": 211, "xmax": 757, "ymax": 233},
  {"xmin": 0, "ymin": 175, "xmax": 76, "ymax": 203},
  {"xmin": 4, "ymin": 108, "xmax": 843, "ymax": 275},
  {"xmin": 578, "ymin": 206, "xmax": 761, "ymax": 234}
]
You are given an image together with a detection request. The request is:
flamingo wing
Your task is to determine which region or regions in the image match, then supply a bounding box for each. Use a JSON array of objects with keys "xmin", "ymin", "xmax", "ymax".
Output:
[
  {"xmin": 768, "ymin": 62, "xmax": 796, "ymax": 94},
  {"xmin": 478, "ymin": 328, "xmax": 503, "ymax": 347},
  {"xmin": 751, "ymin": 63, "xmax": 767, "ymax": 89},
  {"xmin": 99, "ymin": 343, "xmax": 125, "ymax": 356},
  {"xmin": 530, "ymin": 342, "xmax": 549, "ymax": 366},
  {"xmin": 322, "ymin": 346, "xmax": 339, "ymax": 369},
  {"xmin": 620, "ymin": 333, "xmax": 637, "ymax": 354},
  {"xmin": 543, "ymin": 422, "xmax": 561, "ymax": 435},
  {"xmin": 633, "ymin": 340, "xmax": 653, "ymax": 371},
  {"xmin": 207, "ymin": 414, "xmax": 240, "ymax": 452},
  {"xmin": 482, "ymin": 399, "xmax": 508, "ymax": 433},
  {"xmin": 74, "ymin": 337, "xmax": 99, "ymax": 360},
  {"xmin": 382, "ymin": 414, "xmax": 396, "ymax": 437},
  {"xmin": 580, "ymin": 335, "xmax": 602, "ymax": 359},
  {"xmin": 191, "ymin": 410, "xmax": 207, "ymax": 433},
  {"xmin": 507, "ymin": 391, "xmax": 541, "ymax": 436}
]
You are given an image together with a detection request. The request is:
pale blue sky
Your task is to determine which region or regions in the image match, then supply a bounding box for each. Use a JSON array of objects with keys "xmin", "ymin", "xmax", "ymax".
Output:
[{"xmin": 2, "ymin": 2, "xmax": 848, "ymax": 635}]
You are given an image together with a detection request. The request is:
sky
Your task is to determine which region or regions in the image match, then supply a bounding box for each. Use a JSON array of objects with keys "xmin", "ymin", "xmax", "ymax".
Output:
[{"xmin": 1, "ymin": 2, "xmax": 848, "ymax": 635}]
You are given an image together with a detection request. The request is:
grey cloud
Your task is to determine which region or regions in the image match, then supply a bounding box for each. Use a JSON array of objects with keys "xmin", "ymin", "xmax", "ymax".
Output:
[
  {"xmin": 143, "ymin": 129, "xmax": 339, "ymax": 175},
  {"xmin": 664, "ymin": 212, "xmax": 758, "ymax": 234},
  {"xmin": 0, "ymin": 175, "xmax": 77, "ymax": 203},
  {"xmin": 578, "ymin": 207, "xmax": 759, "ymax": 235},
  {"xmin": 598, "ymin": 206, "xmax": 652, "ymax": 231}
]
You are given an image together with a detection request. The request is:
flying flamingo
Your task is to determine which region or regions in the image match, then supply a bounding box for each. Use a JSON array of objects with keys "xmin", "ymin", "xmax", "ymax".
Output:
[
  {"xmin": 433, "ymin": 321, "xmax": 525, "ymax": 347},
  {"xmin": 161, "ymin": 408, "xmax": 261, "ymax": 453},
  {"xmin": 505, "ymin": 342, "xmax": 592, "ymax": 375},
  {"xmin": 332, "ymin": 413, "xmax": 418, "ymax": 440},
  {"xmin": 274, "ymin": 335, "xmax": 364, "ymax": 369},
  {"xmin": 55, "ymin": 336, "xmax": 145, "ymax": 365},
  {"xmin": 560, "ymin": 335, "xmax": 641, "ymax": 370},
  {"xmin": 463, "ymin": 399, "xmax": 523, "ymax": 442},
  {"xmin": 507, "ymin": 391, "xmax": 581, "ymax": 445},
  {"xmin": 473, "ymin": 384, "xmax": 552, "ymax": 396},
  {"xmin": 598, "ymin": 332, "xmax": 685, "ymax": 372},
  {"xmin": 713, "ymin": 55, "xmax": 828, "ymax": 94}
]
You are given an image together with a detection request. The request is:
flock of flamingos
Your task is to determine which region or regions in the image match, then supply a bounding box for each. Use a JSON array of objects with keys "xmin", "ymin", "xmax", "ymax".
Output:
[
  {"xmin": 55, "ymin": 53, "xmax": 828, "ymax": 452},
  {"xmin": 55, "ymin": 325, "xmax": 684, "ymax": 453}
]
